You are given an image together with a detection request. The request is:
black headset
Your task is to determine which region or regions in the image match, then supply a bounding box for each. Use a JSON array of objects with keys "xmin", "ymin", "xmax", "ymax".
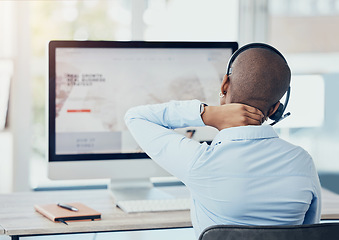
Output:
[{"xmin": 225, "ymin": 43, "xmax": 291, "ymax": 126}]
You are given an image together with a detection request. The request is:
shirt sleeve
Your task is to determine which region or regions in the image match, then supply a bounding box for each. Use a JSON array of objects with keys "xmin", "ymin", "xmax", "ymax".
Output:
[
  {"xmin": 124, "ymin": 100, "xmax": 208, "ymax": 183},
  {"xmin": 303, "ymin": 179, "xmax": 322, "ymax": 224}
]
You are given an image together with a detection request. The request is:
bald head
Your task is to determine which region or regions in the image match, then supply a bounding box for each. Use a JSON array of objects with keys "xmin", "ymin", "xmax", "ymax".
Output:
[{"xmin": 227, "ymin": 47, "xmax": 291, "ymax": 116}]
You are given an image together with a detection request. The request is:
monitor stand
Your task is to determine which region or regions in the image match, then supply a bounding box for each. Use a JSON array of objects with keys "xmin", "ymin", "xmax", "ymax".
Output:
[{"xmin": 109, "ymin": 178, "xmax": 189, "ymax": 203}]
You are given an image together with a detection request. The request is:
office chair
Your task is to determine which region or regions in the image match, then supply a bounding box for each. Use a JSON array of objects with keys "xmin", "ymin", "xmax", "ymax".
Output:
[{"xmin": 198, "ymin": 223, "xmax": 339, "ymax": 240}]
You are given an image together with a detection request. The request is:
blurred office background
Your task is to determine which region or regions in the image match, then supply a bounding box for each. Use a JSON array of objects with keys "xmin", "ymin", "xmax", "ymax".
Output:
[{"xmin": 1, "ymin": 0, "xmax": 339, "ymax": 193}]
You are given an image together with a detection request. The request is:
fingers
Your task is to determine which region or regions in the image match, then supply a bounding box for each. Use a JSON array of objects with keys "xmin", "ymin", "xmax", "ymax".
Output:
[
  {"xmin": 243, "ymin": 105, "xmax": 264, "ymax": 118},
  {"xmin": 247, "ymin": 111, "xmax": 264, "ymax": 124},
  {"xmin": 245, "ymin": 114, "xmax": 263, "ymax": 125},
  {"xmin": 239, "ymin": 104, "xmax": 264, "ymax": 125},
  {"xmin": 213, "ymin": 103, "xmax": 265, "ymax": 130}
]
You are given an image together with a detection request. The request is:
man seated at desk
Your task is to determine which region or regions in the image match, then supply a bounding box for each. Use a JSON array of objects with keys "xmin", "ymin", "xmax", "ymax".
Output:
[{"xmin": 124, "ymin": 43, "xmax": 321, "ymax": 237}]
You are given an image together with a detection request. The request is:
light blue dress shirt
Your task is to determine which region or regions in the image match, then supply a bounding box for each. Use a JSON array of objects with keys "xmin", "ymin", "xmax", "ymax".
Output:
[{"xmin": 124, "ymin": 100, "xmax": 321, "ymax": 238}]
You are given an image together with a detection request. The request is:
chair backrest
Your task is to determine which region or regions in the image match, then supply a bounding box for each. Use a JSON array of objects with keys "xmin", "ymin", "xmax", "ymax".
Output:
[{"xmin": 198, "ymin": 223, "xmax": 339, "ymax": 240}]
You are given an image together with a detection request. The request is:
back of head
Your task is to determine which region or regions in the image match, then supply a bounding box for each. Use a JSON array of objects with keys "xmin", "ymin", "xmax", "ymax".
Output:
[{"xmin": 228, "ymin": 46, "xmax": 291, "ymax": 116}]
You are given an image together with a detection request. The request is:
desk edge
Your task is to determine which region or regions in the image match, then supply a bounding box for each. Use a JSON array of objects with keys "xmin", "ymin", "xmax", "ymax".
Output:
[
  {"xmin": 321, "ymin": 213, "xmax": 339, "ymax": 220},
  {"xmin": 3, "ymin": 222, "xmax": 193, "ymax": 236}
]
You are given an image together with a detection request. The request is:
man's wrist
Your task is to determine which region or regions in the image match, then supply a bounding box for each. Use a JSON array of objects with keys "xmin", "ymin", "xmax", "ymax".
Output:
[
  {"xmin": 201, "ymin": 105, "xmax": 216, "ymax": 127},
  {"xmin": 200, "ymin": 103, "xmax": 208, "ymax": 117}
]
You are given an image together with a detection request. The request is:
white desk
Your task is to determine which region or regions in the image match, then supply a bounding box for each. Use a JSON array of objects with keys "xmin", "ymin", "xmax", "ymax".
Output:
[
  {"xmin": 0, "ymin": 188, "xmax": 338, "ymax": 239},
  {"xmin": 0, "ymin": 189, "xmax": 191, "ymax": 239},
  {"xmin": 320, "ymin": 188, "xmax": 339, "ymax": 220}
]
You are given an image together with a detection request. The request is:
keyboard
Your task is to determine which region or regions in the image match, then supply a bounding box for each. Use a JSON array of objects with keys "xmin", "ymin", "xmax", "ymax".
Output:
[{"xmin": 117, "ymin": 198, "xmax": 191, "ymax": 213}]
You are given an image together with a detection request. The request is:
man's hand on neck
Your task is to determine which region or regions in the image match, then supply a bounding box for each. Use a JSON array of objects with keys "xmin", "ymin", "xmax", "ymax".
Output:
[{"xmin": 202, "ymin": 104, "xmax": 264, "ymax": 131}]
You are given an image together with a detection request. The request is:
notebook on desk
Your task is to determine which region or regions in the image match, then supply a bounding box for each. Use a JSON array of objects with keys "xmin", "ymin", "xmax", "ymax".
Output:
[{"xmin": 34, "ymin": 202, "xmax": 101, "ymax": 224}]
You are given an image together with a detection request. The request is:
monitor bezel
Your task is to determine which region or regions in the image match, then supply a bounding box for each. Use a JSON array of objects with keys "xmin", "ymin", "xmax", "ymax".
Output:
[{"xmin": 48, "ymin": 40, "xmax": 238, "ymax": 162}]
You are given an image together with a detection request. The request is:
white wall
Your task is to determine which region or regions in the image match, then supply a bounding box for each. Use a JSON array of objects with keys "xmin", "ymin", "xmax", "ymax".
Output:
[{"xmin": 0, "ymin": 1, "xmax": 32, "ymax": 192}]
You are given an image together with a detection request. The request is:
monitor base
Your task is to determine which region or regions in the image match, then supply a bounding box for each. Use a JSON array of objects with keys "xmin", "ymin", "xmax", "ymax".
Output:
[{"xmin": 109, "ymin": 178, "xmax": 189, "ymax": 203}]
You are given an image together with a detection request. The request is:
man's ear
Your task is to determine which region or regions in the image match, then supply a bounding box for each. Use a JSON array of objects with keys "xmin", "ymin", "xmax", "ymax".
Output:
[
  {"xmin": 267, "ymin": 102, "xmax": 281, "ymax": 118},
  {"xmin": 220, "ymin": 74, "xmax": 230, "ymax": 94}
]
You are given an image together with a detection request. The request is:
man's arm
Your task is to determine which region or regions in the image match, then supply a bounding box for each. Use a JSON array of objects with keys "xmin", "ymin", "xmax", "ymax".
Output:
[
  {"xmin": 303, "ymin": 189, "xmax": 321, "ymax": 224},
  {"xmin": 124, "ymin": 100, "xmax": 263, "ymax": 182},
  {"xmin": 124, "ymin": 100, "xmax": 206, "ymax": 182}
]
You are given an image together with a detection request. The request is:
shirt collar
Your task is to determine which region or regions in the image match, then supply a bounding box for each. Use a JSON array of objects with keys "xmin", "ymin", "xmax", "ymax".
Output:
[{"xmin": 214, "ymin": 125, "xmax": 279, "ymax": 142}]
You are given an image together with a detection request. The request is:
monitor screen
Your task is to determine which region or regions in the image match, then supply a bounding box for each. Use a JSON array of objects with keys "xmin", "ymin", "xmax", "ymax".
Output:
[{"xmin": 48, "ymin": 41, "xmax": 237, "ymax": 179}]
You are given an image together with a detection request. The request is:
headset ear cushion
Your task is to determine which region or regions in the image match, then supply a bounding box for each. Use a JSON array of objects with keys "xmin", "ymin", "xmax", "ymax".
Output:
[{"xmin": 269, "ymin": 103, "xmax": 284, "ymax": 121}]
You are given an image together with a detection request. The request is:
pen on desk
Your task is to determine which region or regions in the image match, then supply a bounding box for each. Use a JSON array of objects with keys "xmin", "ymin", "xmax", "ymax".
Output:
[
  {"xmin": 57, "ymin": 203, "xmax": 79, "ymax": 212},
  {"xmin": 58, "ymin": 219, "xmax": 68, "ymax": 225}
]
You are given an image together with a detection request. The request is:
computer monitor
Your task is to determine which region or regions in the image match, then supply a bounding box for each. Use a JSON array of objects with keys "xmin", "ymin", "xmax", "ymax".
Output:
[{"xmin": 48, "ymin": 41, "xmax": 237, "ymax": 198}]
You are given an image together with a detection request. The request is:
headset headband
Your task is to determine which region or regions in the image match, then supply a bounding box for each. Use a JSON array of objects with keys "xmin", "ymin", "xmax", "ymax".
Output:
[{"xmin": 226, "ymin": 43, "xmax": 288, "ymax": 75}]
